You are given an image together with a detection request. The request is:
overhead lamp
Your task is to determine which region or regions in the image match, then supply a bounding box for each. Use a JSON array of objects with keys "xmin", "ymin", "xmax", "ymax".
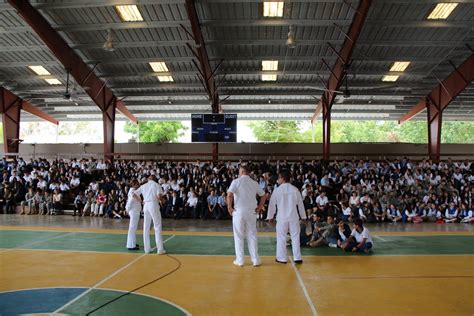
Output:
[
  {"xmin": 261, "ymin": 74, "xmax": 277, "ymax": 81},
  {"xmin": 157, "ymin": 75, "xmax": 174, "ymax": 82},
  {"xmin": 149, "ymin": 62, "xmax": 169, "ymax": 72},
  {"xmin": 28, "ymin": 65, "xmax": 51, "ymax": 76},
  {"xmin": 115, "ymin": 5, "xmax": 143, "ymax": 22},
  {"xmin": 263, "ymin": 1, "xmax": 284, "ymax": 17},
  {"xmin": 103, "ymin": 29, "xmax": 115, "ymax": 52},
  {"xmin": 286, "ymin": 26, "xmax": 296, "ymax": 48},
  {"xmin": 44, "ymin": 78, "xmax": 61, "ymax": 85},
  {"xmin": 390, "ymin": 61, "xmax": 410, "ymax": 72},
  {"xmin": 262, "ymin": 60, "xmax": 278, "ymax": 71},
  {"xmin": 382, "ymin": 75, "xmax": 399, "ymax": 82},
  {"xmin": 427, "ymin": 3, "xmax": 458, "ymax": 20}
]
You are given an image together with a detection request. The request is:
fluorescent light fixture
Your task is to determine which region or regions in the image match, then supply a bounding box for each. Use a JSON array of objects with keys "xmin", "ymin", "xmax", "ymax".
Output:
[
  {"xmin": 44, "ymin": 78, "xmax": 62, "ymax": 85},
  {"xmin": 149, "ymin": 62, "xmax": 169, "ymax": 72},
  {"xmin": 382, "ymin": 75, "xmax": 399, "ymax": 82},
  {"xmin": 427, "ymin": 3, "xmax": 458, "ymax": 19},
  {"xmin": 389, "ymin": 61, "xmax": 410, "ymax": 72},
  {"xmin": 28, "ymin": 65, "xmax": 51, "ymax": 76},
  {"xmin": 333, "ymin": 104, "xmax": 396, "ymax": 111},
  {"xmin": 115, "ymin": 5, "xmax": 143, "ymax": 22},
  {"xmin": 261, "ymin": 74, "xmax": 277, "ymax": 81},
  {"xmin": 157, "ymin": 75, "xmax": 174, "ymax": 82},
  {"xmin": 263, "ymin": 1, "xmax": 284, "ymax": 17},
  {"xmin": 262, "ymin": 60, "xmax": 278, "ymax": 71}
]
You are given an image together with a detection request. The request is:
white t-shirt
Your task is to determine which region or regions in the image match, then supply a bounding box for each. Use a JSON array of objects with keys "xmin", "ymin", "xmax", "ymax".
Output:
[
  {"xmin": 135, "ymin": 179, "xmax": 163, "ymax": 203},
  {"xmin": 351, "ymin": 227, "xmax": 374, "ymax": 245},
  {"xmin": 316, "ymin": 195, "xmax": 328, "ymax": 206},
  {"xmin": 267, "ymin": 183, "xmax": 307, "ymax": 222},
  {"xmin": 227, "ymin": 175, "xmax": 265, "ymax": 211}
]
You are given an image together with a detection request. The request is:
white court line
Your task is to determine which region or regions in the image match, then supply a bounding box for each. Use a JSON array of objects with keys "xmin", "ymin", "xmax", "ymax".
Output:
[
  {"xmin": 0, "ymin": 232, "xmax": 73, "ymax": 254},
  {"xmin": 374, "ymin": 235, "xmax": 388, "ymax": 242},
  {"xmin": 51, "ymin": 234, "xmax": 176, "ymax": 315},
  {"xmin": 289, "ymin": 257, "xmax": 318, "ymax": 316}
]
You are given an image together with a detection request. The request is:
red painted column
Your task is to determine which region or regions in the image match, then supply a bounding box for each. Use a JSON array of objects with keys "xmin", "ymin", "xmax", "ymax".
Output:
[
  {"xmin": 0, "ymin": 87, "xmax": 22, "ymax": 154},
  {"xmin": 426, "ymin": 98, "xmax": 442, "ymax": 162},
  {"xmin": 102, "ymin": 97, "xmax": 116, "ymax": 162},
  {"xmin": 322, "ymin": 97, "xmax": 331, "ymax": 161}
]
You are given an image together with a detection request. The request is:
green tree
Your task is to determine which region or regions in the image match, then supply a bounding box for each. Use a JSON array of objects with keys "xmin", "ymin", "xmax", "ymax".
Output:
[
  {"xmin": 441, "ymin": 121, "xmax": 474, "ymax": 143},
  {"xmin": 124, "ymin": 121, "xmax": 186, "ymax": 143},
  {"xmin": 247, "ymin": 121, "xmax": 306, "ymax": 142}
]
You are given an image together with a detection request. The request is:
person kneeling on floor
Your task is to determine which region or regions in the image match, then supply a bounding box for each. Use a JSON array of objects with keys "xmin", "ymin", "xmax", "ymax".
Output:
[{"xmin": 341, "ymin": 219, "xmax": 374, "ymax": 254}]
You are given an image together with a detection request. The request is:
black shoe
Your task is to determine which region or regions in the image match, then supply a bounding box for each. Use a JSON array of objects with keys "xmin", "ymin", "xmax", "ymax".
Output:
[
  {"xmin": 294, "ymin": 260, "xmax": 303, "ymax": 264},
  {"xmin": 127, "ymin": 246, "xmax": 139, "ymax": 250},
  {"xmin": 275, "ymin": 259, "xmax": 287, "ymax": 264}
]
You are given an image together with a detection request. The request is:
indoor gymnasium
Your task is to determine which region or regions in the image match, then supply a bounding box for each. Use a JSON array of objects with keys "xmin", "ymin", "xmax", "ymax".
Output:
[{"xmin": 0, "ymin": 0, "xmax": 473, "ymax": 315}]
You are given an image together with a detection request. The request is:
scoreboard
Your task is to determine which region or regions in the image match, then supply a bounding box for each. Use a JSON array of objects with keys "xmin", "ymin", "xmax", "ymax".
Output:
[{"xmin": 191, "ymin": 114, "xmax": 237, "ymax": 142}]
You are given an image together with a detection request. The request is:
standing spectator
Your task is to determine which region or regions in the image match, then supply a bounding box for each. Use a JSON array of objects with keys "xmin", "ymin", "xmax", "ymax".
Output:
[
  {"xmin": 51, "ymin": 189, "xmax": 63, "ymax": 215},
  {"xmin": 73, "ymin": 191, "xmax": 86, "ymax": 216}
]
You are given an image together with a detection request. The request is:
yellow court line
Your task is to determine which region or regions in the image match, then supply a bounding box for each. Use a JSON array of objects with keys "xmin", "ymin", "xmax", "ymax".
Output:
[
  {"xmin": 0, "ymin": 225, "xmax": 276, "ymax": 237},
  {"xmin": 0, "ymin": 225, "xmax": 473, "ymax": 237}
]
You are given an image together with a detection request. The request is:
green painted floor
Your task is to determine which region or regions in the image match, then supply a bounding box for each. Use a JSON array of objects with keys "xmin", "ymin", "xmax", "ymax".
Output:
[{"xmin": 1, "ymin": 230, "xmax": 473, "ymax": 256}]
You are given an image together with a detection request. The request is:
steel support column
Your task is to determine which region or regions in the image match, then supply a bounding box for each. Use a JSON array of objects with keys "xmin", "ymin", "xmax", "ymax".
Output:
[
  {"xmin": 426, "ymin": 98, "xmax": 443, "ymax": 162},
  {"xmin": 0, "ymin": 87, "xmax": 21, "ymax": 154},
  {"xmin": 311, "ymin": 0, "xmax": 373, "ymax": 160},
  {"xmin": 322, "ymin": 96, "xmax": 331, "ymax": 161}
]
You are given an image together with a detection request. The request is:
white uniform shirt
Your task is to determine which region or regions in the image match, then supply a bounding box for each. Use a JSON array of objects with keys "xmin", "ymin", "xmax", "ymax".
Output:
[
  {"xmin": 135, "ymin": 180, "xmax": 163, "ymax": 203},
  {"xmin": 351, "ymin": 227, "xmax": 374, "ymax": 244},
  {"xmin": 126, "ymin": 188, "xmax": 142, "ymax": 211},
  {"xmin": 267, "ymin": 183, "xmax": 307, "ymax": 222},
  {"xmin": 227, "ymin": 175, "xmax": 265, "ymax": 211},
  {"xmin": 315, "ymin": 195, "xmax": 328, "ymax": 206}
]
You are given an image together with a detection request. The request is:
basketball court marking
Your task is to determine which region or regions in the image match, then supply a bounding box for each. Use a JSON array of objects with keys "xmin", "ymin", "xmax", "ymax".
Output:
[
  {"xmin": 373, "ymin": 235, "xmax": 387, "ymax": 242},
  {"xmin": 0, "ymin": 231, "xmax": 73, "ymax": 254},
  {"xmin": 289, "ymin": 256, "xmax": 318, "ymax": 316},
  {"xmin": 51, "ymin": 235, "xmax": 176, "ymax": 314}
]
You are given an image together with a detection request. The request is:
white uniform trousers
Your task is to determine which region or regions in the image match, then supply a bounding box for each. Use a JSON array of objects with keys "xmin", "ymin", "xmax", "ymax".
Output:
[
  {"xmin": 143, "ymin": 202, "xmax": 164, "ymax": 253},
  {"xmin": 276, "ymin": 220, "xmax": 301, "ymax": 262},
  {"xmin": 126, "ymin": 208, "xmax": 140, "ymax": 248},
  {"xmin": 232, "ymin": 210, "xmax": 259, "ymax": 265}
]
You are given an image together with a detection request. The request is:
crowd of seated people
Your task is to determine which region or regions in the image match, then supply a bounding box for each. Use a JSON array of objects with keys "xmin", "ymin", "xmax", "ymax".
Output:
[{"xmin": 0, "ymin": 156, "xmax": 472, "ymax": 226}]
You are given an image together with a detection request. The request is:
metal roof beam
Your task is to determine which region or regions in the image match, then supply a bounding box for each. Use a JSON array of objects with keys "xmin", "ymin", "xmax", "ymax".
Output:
[
  {"xmin": 185, "ymin": 0, "xmax": 220, "ymax": 112},
  {"xmin": 398, "ymin": 53, "xmax": 474, "ymax": 123}
]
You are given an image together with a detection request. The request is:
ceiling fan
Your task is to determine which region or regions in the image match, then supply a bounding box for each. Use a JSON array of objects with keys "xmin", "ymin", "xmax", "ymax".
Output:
[{"xmin": 20, "ymin": 70, "xmax": 90, "ymax": 105}]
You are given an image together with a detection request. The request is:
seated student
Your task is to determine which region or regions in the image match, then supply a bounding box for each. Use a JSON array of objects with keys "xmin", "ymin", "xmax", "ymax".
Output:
[
  {"xmin": 415, "ymin": 202, "xmax": 429, "ymax": 222},
  {"xmin": 169, "ymin": 190, "xmax": 184, "ymax": 219},
  {"xmin": 386, "ymin": 204, "xmax": 402, "ymax": 223},
  {"xmin": 460, "ymin": 204, "xmax": 474, "ymax": 223},
  {"xmin": 73, "ymin": 191, "xmax": 86, "ymax": 216},
  {"xmin": 336, "ymin": 220, "xmax": 351, "ymax": 248},
  {"xmin": 373, "ymin": 202, "xmax": 386, "ymax": 222},
  {"xmin": 39, "ymin": 190, "xmax": 52, "ymax": 215},
  {"xmin": 308, "ymin": 216, "xmax": 338, "ymax": 247},
  {"xmin": 340, "ymin": 201, "xmax": 353, "ymax": 222},
  {"xmin": 20, "ymin": 187, "xmax": 35, "ymax": 215},
  {"xmin": 205, "ymin": 190, "xmax": 218, "ymax": 219},
  {"xmin": 93, "ymin": 189, "xmax": 107, "ymax": 216},
  {"xmin": 426, "ymin": 203, "xmax": 439, "ymax": 222},
  {"xmin": 50, "ymin": 189, "xmax": 63, "ymax": 215},
  {"xmin": 315, "ymin": 191, "xmax": 329, "ymax": 217},
  {"xmin": 403, "ymin": 205, "xmax": 422, "ymax": 223},
  {"xmin": 83, "ymin": 191, "xmax": 96, "ymax": 216},
  {"xmin": 216, "ymin": 191, "xmax": 228, "ymax": 220},
  {"xmin": 29, "ymin": 189, "xmax": 43, "ymax": 215},
  {"xmin": 341, "ymin": 219, "xmax": 374, "ymax": 254},
  {"xmin": 444, "ymin": 203, "xmax": 459, "ymax": 223},
  {"xmin": 184, "ymin": 191, "xmax": 198, "ymax": 219}
]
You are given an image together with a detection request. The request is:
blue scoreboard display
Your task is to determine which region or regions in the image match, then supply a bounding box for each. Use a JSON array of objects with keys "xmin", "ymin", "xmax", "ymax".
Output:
[{"xmin": 191, "ymin": 114, "xmax": 237, "ymax": 142}]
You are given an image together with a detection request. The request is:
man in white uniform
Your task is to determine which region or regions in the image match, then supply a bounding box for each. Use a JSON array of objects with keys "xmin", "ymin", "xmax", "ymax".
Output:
[
  {"xmin": 227, "ymin": 165, "xmax": 267, "ymax": 267},
  {"xmin": 267, "ymin": 171, "xmax": 307, "ymax": 264},
  {"xmin": 126, "ymin": 179, "xmax": 142, "ymax": 250},
  {"xmin": 134, "ymin": 175, "xmax": 166, "ymax": 254}
]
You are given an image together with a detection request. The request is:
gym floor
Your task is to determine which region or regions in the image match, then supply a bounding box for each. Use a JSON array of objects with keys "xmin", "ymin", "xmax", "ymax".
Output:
[{"xmin": 0, "ymin": 215, "xmax": 473, "ymax": 316}]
